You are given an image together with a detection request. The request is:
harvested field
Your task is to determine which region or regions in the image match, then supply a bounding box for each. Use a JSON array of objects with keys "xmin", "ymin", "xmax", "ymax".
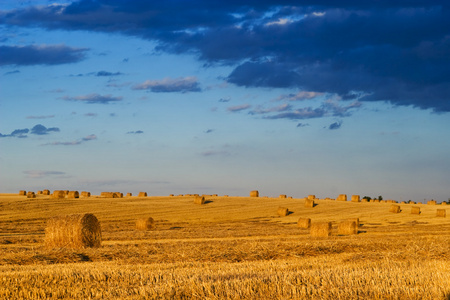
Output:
[{"xmin": 1, "ymin": 193, "xmax": 450, "ymax": 299}]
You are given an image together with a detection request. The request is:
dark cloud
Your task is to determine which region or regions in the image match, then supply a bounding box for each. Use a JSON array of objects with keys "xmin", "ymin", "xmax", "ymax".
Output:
[
  {"xmin": 205, "ymin": 129, "xmax": 214, "ymax": 133},
  {"xmin": 61, "ymin": 93, "xmax": 123, "ymax": 104},
  {"xmin": 4, "ymin": 70, "xmax": 20, "ymax": 75},
  {"xmin": 0, "ymin": 128, "xmax": 29, "ymax": 138},
  {"xmin": 95, "ymin": 71, "xmax": 123, "ymax": 76},
  {"xmin": 329, "ymin": 121, "xmax": 343, "ymax": 130},
  {"xmin": 219, "ymin": 98, "xmax": 230, "ymax": 102},
  {"xmin": 127, "ymin": 130, "xmax": 144, "ymax": 134},
  {"xmin": 133, "ymin": 77, "xmax": 201, "ymax": 93},
  {"xmin": 0, "ymin": 44, "xmax": 88, "ymax": 66},
  {"xmin": 296, "ymin": 123, "xmax": 309, "ymax": 128},
  {"xmin": 2, "ymin": 1, "xmax": 450, "ymax": 111},
  {"xmin": 30, "ymin": 124, "xmax": 60, "ymax": 135},
  {"xmin": 249, "ymin": 103, "xmax": 292, "ymax": 115}
]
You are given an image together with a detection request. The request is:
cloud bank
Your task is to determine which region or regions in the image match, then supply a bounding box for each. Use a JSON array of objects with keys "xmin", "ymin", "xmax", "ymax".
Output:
[{"xmin": 1, "ymin": 1, "xmax": 450, "ymax": 111}]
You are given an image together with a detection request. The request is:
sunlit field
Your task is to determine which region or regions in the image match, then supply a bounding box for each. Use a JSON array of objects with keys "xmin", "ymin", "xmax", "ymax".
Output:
[{"xmin": 1, "ymin": 192, "xmax": 450, "ymax": 299}]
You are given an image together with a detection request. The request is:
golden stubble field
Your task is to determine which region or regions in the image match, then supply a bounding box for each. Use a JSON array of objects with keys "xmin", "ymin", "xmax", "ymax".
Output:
[{"xmin": 1, "ymin": 192, "xmax": 450, "ymax": 299}]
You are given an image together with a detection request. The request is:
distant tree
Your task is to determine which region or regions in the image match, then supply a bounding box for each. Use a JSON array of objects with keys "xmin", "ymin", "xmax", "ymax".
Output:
[
  {"xmin": 363, "ymin": 196, "xmax": 371, "ymax": 201},
  {"xmin": 378, "ymin": 195, "xmax": 383, "ymax": 200}
]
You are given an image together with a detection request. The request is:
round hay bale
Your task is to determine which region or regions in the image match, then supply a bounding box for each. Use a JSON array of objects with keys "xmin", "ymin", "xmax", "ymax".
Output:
[
  {"xmin": 305, "ymin": 198, "xmax": 315, "ymax": 208},
  {"xmin": 101, "ymin": 192, "xmax": 117, "ymax": 198},
  {"xmin": 337, "ymin": 194, "xmax": 347, "ymax": 201},
  {"xmin": 436, "ymin": 209, "xmax": 446, "ymax": 218},
  {"xmin": 250, "ymin": 190, "xmax": 259, "ymax": 197},
  {"xmin": 389, "ymin": 204, "xmax": 401, "ymax": 213},
  {"xmin": 194, "ymin": 195, "xmax": 206, "ymax": 205},
  {"xmin": 297, "ymin": 218, "xmax": 311, "ymax": 229},
  {"xmin": 19, "ymin": 190, "xmax": 27, "ymax": 196},
  {"xmin": 52, "ymin": 190, "xmax": 66, "ymax": 199},
  {"xmin": 80, "ymin": 191, "xmax": 91, "ymax": 198},
  {"xmin": 42, "ymin": 189, "xmax": 51, "ymax": 195},
  {"xmin": 347, "ymin": 218, "xmax": 360, "ymax": 227},
  {"xmin": 411, "ymin": 206, "xmax": 421, "ymax": 215},
  {"xmin": 67, "ymin": 191, "xmax": 79, "ymax": 198},
  {"xmin": 277, "ymin": 207, "xmax": 289, "ymax": 216},
  {"xmin": 138, "ymin": 192, "xmax": 147, "ymax": 197},
  {"xmin": 441, "ymin": 202, "xmax": 448, "ymax": 205},
  {"xmin": 114, "ymin": 192, "xmax": 123, "ymax": 198},
  {"xmin": 427, "ymin": 200, "xmax": 437, "ymax": 205},
  {"xmin": 27, "ymin": 191, "xmax": 36, "ymax": 198},
  {"xmin": 126, "ymin": 193, "xmax": 132, "ymax": 197},
  {"xmin": 37, "ymin": 191, "xmax": 43, "ymax": 195},
  {"xmin": 169, "ymin": 194, "xmax": 174, "ymax": 197},
  {"xmin": 44, "ymin": 213, "xmax": 101, "ymax": 248},
  {"xmin": 136, "ymin": 217, "xmax": 155, "ymax": 230},
  {"xmin": 307, "ymin": 195, "xmax": 315, "ymax": 200},
  {"xmin": 310, "ymin": 222, "xmax": 331, "ymax": 237},
  {"xmin": 351, "ymin": 195, "xmax": 360, "ymax": 202},
  {"xmin": 279, "ymin": 194, "xmax": 287, "ymax": 199},
  {"xmin": 338, "ymin": 221, "xmax": 358, "ymax": 235}
]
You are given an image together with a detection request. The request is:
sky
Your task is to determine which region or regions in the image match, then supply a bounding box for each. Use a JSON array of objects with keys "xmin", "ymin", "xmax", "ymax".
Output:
[{"xmin": 1, "ymin": 0, "xmax": 449, "ymax": 202}]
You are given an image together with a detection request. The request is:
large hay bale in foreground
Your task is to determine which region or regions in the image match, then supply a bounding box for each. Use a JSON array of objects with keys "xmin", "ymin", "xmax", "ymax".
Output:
[
  {"xmin": 338, "ymin": 221, "xmax": 358, "ymax": 235},
  {"xmin": 250, "ymin": 190, "xmax": 259, "ymax": 197},
  {"xmin": 136, "ymin": 217, "xmax": 155, "ymax": 230},
  {"xmin": 389, "ymin": 204, "xmax": 401, "ymax": 213},
  {"xmin": 277, "ymin": 207, "xmax": 289, "ymax": 216},
  {"xmin": 194, "ymin": 196, "xmax": 206, "ymax": 205},
  {"xmin": 436, "ymin": 209, "xmax": 446, "ymax": 218},
  {"xmin": 305, "ymin": 198, "xmax": 315, "ymax": 208},
  {"xmin": 297, "ymin": 218, "xmax": 311, "ymax": 229},
  {"xmin": 19, "ymin": 190, "xmax": 27, "ymax": 196},
  {"xmin": 411, "ymin": 206, "xmax": 421, "ymax": 215},
  {"xmin": 138, "ymin": 192, "xmax": 147, "ymax": 197},
  {"xmin": 45, "ymin": 214, "xmax": 101, "ymax": 248},
  {"xmin": 351, "ymin": 195, "xmax": 360, "ymax": 202},
  {"xmin": 67, "ymin": 191, "xmax": 79, "ymax": 198},
  {"xmin": 310, "ymin": 222, "xmax": 332, "ymax": 237},
  {"xmin": 337, "ymin": 194, "xmax": 347, "ymax": 201},
  {"xmin": 52, "ymin": 190, "xmax": 66, "ymax": 199}
]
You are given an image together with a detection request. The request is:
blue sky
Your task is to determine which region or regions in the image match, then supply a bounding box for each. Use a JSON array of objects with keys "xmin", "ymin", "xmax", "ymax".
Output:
[{"xmin": 1, "ymin": 0, "xmax": 449, "ymax": 202}]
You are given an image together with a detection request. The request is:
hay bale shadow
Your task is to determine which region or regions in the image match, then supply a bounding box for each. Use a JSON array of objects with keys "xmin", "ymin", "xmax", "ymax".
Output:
[{"xmin": 204, "ymin": 200, "xmax": 213, "ymax": 204}]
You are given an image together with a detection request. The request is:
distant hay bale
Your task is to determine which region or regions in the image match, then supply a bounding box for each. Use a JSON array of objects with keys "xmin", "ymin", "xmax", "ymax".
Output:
[
  {"xmin": 138, "ymin": 192, "xmax": 147, "ymax": 197},
  {"xmin": 212, "ymin": 194, "xmax": 218, "ymax": 197},
  {"xmin": 250, "ymin": 190, "xmax": 259, "ymax": 197},
  {"xmin": 427, "ymin": 200, "xmax": 437, "ymax": 205},
  {"xmin": 100, "ymin": 192, "xmax": 117, "ymax": 198},
  {"xmin": 305, "ymin": 198, "xmax": 315, "ymax": 208},
  {"xmin": 80, "ymin": 191, "xmax": 91, "ymax": 198},
  {"xmin": 441, "ymin": 202, "xmax": 447, "ymax": 205},
  {"xmin": 277, "ymin": 207, "xmax": 289, "ymax": 216},
  {"xmin": 308, "ymin": 195, "xmax": 315, "ymax": 200},
  {"xmin": 52, "ymin": 190, "xmax": 66, "ymax": 199},
  {"xmin": 136, "ymin": 217, "xmax": 155, "ymax": 230},
  {"xmin": 27, "ymin": 191, "xmax": 36, "ymax": 198},
  {"xmin": 389, "ymin": 204, "xmax": 401, "ymax": 213},
  {"xmin": 169, "ymin": 194, "xmax": 174, "ymax": 197},
  {"xmin": 114, "ymin": 192, "xmax": 123, "ymax": 198},
  {"xmin": 37, "ymin": 191, "xmax": 43, "ymax": 195},
  {"xmin": 361, "ymin": 198, "xmax": 368, "ymax": 203},
  {"xmin": 194, "ymin": 196, "xmax": 206, "ymax": 205},
  {"xmin": 44, "ymin": 213, "xmax": 101, "ymax": 249},
  {"xmin": 347, "ymin": 218, "xmax": 360, "ymax": 227},
  {"xmin": 223, "ymin": 195, "xmax": 229, "ymax": 197},
  {"xmin": 42, "ymin": 189, "xmax": 50, "ymax": 195},
  {"xmin": 19, "ymin": 190, "xmax": 27, "ymax": 196},
  {"xmin": 351, "ymin": 195, "xmax": 360, "ymax": 202},
  {"xmin": 64, "ymin": 190, "xmax": 69, "ymax": 196},
  {"xmin": 337, "ymin": 194, "xmax": 347, "ymax": 201},
  {"xmin": 279, "ymin": 194, "xmax": 287, "ymax": 199},
  {"xmin": 67, "ymin": 191, "xmax": 79, "ymax": 198},
  {"xmin": 126, "ymin": 193, "xmax": 132, "ymax": 197},
  {"xmin": 310, "ymin": 222, "xmax": 332, "ymax": 237},
  {"xmin": 436, "ymin": 209, "xmax": 446, "ymax": 218},
  {"xmin": 411, "ymin": 206, "xmax": 421, "ymax": 215},
  {"xmin": 297, "ymin": 218, "xmax": 311, "ymax": 229},
  {"xmin": 338, "ymin": 221, "xmax": 358, "ymax": 235}
]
